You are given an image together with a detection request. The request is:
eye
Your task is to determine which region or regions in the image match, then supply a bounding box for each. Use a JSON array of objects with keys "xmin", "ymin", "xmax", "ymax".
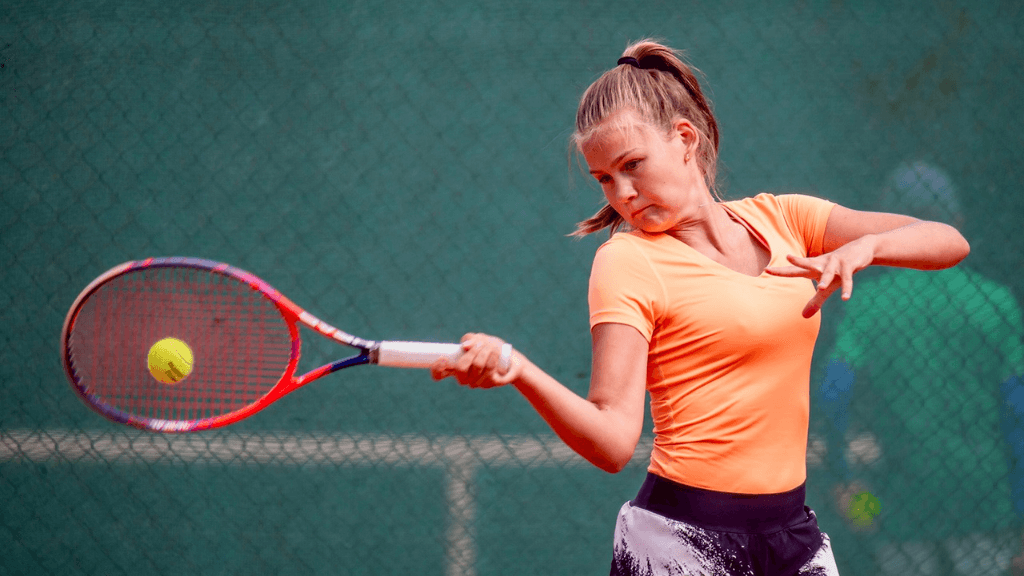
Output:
[
  {"xmin": 595, "ymin": 174, "xmax": 612, "ymax": 185},
  {"xmin": 622, "ymin": 158, "xmax": 641, "ymax": 171}
]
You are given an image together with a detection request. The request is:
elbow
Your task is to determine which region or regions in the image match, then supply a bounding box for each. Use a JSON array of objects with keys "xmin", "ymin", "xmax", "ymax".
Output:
[
  {"xmin": 943, "ymin": 227, "xmax": 970, "ymax": 267},
  {"xmin": 598, "ymin": 455, "xmax": 626, "ymax": 473},
  {"xmin": 931, "ymin": 223, "xmax": 970, "ymax": 268},
  {"xmin": 954, "ymin": 234, "xmax": 971, "ymax": 265},
  {"xmin": 589, "ymin": 443, "xmax": 637, "ymax": 474},
  {"xmin": 598, "ymin": 457, "xmax": 631, "ymax": 474}
]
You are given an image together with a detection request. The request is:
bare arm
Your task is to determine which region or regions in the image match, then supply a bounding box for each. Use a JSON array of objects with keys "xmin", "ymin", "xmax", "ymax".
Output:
[
  {"xmin": 818, "ymin": 205, "xmax": 969, "ymax": 267},
  {"xmin": 431, "ymin": 323, "xmax": 648, "ymax": 473},
  {"xmin": 766, "ymin": 205, "xmax": 970, "ymax": 317}
]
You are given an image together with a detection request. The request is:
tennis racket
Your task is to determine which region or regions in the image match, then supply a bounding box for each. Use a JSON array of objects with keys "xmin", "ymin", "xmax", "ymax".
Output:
[{"xmin": 61, "ymin": 257, "xmax": 509, "ymax": 433}]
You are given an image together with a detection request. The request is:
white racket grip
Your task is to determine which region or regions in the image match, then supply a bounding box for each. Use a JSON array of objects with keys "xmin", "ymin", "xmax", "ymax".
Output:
[
  {"xmin": 376, "ymin": 341, "xmax": 463, "ymax": 369},
  {"xmin": 376, "ymin": 341, "xmax": 513, "ymax": 370}
]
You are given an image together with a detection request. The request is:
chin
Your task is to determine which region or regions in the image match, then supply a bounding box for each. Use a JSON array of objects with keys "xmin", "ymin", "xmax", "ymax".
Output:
[{"xmin": 634, "ymin": 219, "xmax": 671, "ymax": 234}]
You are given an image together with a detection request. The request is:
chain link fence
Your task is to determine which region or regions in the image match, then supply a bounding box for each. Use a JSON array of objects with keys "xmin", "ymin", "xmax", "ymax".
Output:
[{"xmin": 2, "ymin": 1, "xmax": 1023, "ymax": 574}]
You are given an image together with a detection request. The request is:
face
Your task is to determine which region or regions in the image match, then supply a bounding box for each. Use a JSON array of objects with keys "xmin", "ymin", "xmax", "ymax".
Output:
[{"xmin": 581, "ymin": 109, "xmax": 707, "ymax": 234}]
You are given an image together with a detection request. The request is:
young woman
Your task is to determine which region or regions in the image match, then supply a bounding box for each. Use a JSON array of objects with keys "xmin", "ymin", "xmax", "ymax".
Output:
[{"xmin": 431, "ymin": 40, "xmax": 970, "ymax": 576}]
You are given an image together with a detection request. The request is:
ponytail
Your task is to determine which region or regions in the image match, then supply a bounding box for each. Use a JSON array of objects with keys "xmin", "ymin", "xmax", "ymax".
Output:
[{"xmin": 570, "ymin": 204, "xmax": 626, "ymax": 238}]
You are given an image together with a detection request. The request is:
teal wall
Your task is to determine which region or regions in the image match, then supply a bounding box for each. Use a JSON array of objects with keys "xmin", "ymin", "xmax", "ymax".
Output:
[{"xmin": 2, "ymin": 1, "xmax": 1022, "ymax": 574}]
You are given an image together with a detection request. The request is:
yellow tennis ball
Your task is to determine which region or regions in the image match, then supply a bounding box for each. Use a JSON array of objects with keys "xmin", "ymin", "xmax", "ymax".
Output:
[
  {"xmin": 147, "ymin": 337, "xmax": 194, "ymax": 384},
  {"xmin": 846, "ymin": 491, "xmax": 881, "ymax": 527}
]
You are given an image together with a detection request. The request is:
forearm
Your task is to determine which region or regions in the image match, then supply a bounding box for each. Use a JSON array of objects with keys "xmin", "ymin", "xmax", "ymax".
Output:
[
  {"xmin": 865, "ymin": 220, "xmax": 969, "ymax": 270},
  {"xmin": 436, "ymin": 328, "xmax": 647, "ymax": 473},
  {"xmin": 512, "ymin": 359, "xmax": 642, "ymax": 473}
]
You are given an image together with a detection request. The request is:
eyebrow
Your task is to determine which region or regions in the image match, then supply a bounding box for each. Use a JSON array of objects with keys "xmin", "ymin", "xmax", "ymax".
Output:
[{"xmin": 588, "ymin": 149, "xmax": 638, "ymax": 175}]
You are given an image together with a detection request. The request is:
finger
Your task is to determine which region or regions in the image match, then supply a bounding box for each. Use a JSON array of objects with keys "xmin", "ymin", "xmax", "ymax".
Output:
[
  {"xmin": 802, "ymin": 282, "xmax": 840, "ymax": 318},
  {"xmin": 840, "ymin": 267, "xmax": 854, "ymax": 301},
  {"xmin": 454, "ymin": 334, "xmax": 478, "ymax": 372},
  {"xmin": 767, "ymin": 254, "xmax": 824, "ymax": 278},
  {"xmin": 816, "ymin": 257, "xmax": 843, "ymax": 291},
  {"xmin": 429, "ymin": 358, "xmax": 452, "ymax": 381},
  {"xmin": 816, "ymin": 266, "xmax": 836, "ymax": 294},
  {"xmin": 492, "ymin": 350, "xmax": 523, "ymax": 386},
  {"xmin": 482, "ymin": 344, "xmax": 501, "ymax": 375},
  {"xmin": 450, "ymin": 348, "xmax": 482, "ymax": 386},
  {"xmin": 477, "ymin": 339, "xmax": 511, "ymax": 385},
  {"xmin": 786, "ymin": 254, "xmax": 821, "ymax": 270},
  {"xmin": 456, "ymin": 335, "xmax": 486, "ymax": 370},
  {"xmin": 460, "ymin": 336, "xmax": 504, "ymax": 386},
  {"xmin": 472, "ymin": 356, "xmax": 502, "ymax": 388},
  {"xmin": 448, "ymin": 333, "xmax": 516, "ymax": 388},
  {"xmin": 763, "ymin": 265, "xmax": 817, "ymax": 278}
]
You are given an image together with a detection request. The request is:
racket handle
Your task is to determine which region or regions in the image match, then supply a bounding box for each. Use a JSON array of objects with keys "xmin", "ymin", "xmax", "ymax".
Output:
[
  {"xmin": 376, "ymin": 341, "xmax": 513, "ymax": 370},
  {"xmin": 376, "ymin": 341, "xmax": 463, "ymax": 369}
]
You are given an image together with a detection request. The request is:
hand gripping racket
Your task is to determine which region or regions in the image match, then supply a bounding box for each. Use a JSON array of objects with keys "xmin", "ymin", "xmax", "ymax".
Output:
[{"xmin": 61, "ymin": 257, "xmax": 509, "ymax": 432}]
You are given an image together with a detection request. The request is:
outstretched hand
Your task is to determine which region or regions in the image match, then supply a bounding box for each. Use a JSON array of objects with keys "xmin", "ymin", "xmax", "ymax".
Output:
[
  {"xmin": 765, "ymin": 236, "xmax": 877, "ymax": 318},
  {"xmin": 430, "ymin": 333, "xmax": 523, "ymax": 388}
]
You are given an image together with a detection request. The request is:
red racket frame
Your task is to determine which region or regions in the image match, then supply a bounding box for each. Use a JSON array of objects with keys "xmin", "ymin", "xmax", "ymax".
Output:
[{"xmin": 62, "ymin": 257, "xmax": 400, "ymax": 432}]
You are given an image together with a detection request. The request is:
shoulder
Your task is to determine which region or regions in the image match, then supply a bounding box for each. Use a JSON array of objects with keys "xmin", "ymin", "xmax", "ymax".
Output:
[
  {"xmin": 593, "ymin": 232, "xmax": 654, "ymax": 273},
  {"xmin": 590, "ymin": 232, "xmax": 667, "ymax": 298},
  {"xmin": 722, "ymin": 192, "xmax": 782, "ymax": 212},
  {"xmin": 596, "ymin": 230, "xmax": 641, "ymax": 250},
  {"xmin": 727, "ymin": 193, "xmax": 835, "ymax": 256},
  {"xmin": 597, "ymin": 230, "xmax": 648, "ymax": 249},
  {"xmin": 725, "ymin": 193, "xmax": 834, "ymax": 219},
  {"xmin": 588, "ymin": 232, "xmax": 665, "ymax": 338},
  {"xmin": 593, "ymin": 231, "xmax": 658, "ymax": 263},
  {"xmin": 722, "ymin": 192, "xmax": 785, "ymax": 212}
]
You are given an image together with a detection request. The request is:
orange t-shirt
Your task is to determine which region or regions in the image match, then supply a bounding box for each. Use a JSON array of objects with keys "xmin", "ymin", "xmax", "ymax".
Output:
[{"xmin": 588, "ymin": 193, "xmax": 835, "ymax": 494}]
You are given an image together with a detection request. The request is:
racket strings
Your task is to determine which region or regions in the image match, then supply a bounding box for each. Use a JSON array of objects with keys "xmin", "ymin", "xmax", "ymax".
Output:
[{"xmin": 66, "ymin": 266, "xmax": 293, "ymax": 424}]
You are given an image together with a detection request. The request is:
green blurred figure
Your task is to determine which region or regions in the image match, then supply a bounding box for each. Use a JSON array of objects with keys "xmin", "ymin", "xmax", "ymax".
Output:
[{"xmin": 819, "ymin": 161, "xmax": 1024, "ymax": 575}]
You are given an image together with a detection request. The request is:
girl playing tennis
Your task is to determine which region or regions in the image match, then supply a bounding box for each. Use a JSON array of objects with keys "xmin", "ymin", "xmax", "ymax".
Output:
[{"xmin": 432, "ymin": 39, "xmax": 969, "ymax": 575}]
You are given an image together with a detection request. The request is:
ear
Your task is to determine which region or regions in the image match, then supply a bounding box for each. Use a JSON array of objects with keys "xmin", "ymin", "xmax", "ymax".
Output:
[{"xmin": 671, "ymin": 118, "xmax": 701, "ymax": 157}]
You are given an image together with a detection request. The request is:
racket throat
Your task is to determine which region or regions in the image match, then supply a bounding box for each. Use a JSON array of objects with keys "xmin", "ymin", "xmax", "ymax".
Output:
[{"xmin": 366, "ymin": 344, "xmax": 383, "ymax": 365}]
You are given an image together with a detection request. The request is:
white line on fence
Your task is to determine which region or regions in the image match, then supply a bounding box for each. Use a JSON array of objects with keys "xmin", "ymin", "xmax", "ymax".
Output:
[
  {"xmin": 0, "ymin": 429, "xmax": 607, "ymax": 467},
  {"xmin": 0, "ymin": 429, "xmax": 825, "ymax": 576},
  {"xmin": 0, "ymin": 429, "xmax": 647, "ymax": 576}
]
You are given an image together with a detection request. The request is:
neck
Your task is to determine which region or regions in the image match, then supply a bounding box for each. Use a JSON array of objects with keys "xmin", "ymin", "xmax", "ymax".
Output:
[{"xmin": 666, "ymin": 199, "xmax": 733, "ymax": 249}]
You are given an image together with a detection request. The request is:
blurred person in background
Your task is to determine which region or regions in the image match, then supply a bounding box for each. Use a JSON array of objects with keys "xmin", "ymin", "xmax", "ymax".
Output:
[{"xmin": 818, "ymin": 161, "xmax": 1024, "ymax": 575}]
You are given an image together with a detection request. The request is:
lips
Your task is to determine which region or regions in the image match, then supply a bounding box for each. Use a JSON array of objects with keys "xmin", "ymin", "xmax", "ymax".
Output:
[{"xmin": 630, "ymin": 206, "xmax": 650, "ymax": 218}]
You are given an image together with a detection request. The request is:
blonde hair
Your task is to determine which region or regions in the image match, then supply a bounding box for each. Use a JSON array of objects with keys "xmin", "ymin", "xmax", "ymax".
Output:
[{"xmin": 571, "ymin": 39, "xmax": 721, "ymax": 237}]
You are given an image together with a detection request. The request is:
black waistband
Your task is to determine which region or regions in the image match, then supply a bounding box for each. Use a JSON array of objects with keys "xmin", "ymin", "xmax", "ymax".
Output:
[{"xmin": 631, "ymin": 473, "xmax": 808, "ymax": 534}]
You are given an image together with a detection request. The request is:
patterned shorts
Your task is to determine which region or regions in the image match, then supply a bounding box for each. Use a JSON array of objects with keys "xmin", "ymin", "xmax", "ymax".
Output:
[{"xmin": 609, "ymin": 474, "xmax": 841, "ymax": 576}]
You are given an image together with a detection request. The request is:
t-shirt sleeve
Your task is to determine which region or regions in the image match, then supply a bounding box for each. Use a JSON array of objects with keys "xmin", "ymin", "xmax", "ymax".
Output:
[
  {"xmin": 588, "ymin": 235, "xmax": 661, "ymax": 341},
  {"xmin": 776, "ymin": 194, "xmax": 835, "ymax": 257}
]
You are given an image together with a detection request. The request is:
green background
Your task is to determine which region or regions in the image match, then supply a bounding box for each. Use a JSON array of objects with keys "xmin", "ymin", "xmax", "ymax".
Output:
[{"xmin": 2, "ymin": 1, "xmax": 1022, "ymax": 574}]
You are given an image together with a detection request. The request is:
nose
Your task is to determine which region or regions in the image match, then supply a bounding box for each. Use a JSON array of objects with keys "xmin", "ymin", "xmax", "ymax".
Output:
[{"xmin": 609, "ymin": 180, "xmax": 638, "ymax": 204}]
